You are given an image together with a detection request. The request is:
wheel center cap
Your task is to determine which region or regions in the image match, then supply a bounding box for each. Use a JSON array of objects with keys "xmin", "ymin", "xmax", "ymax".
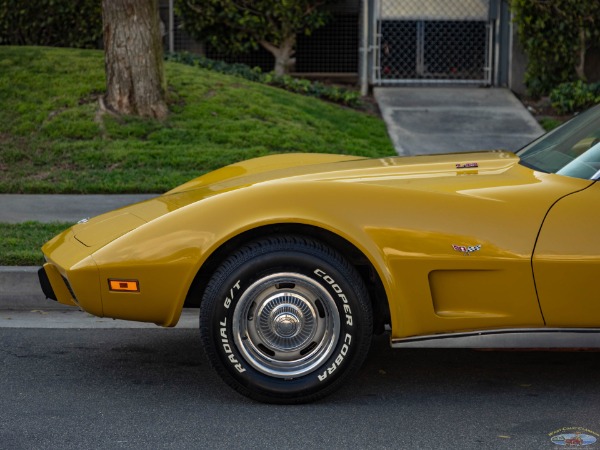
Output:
[
  {"xmin": 273, "ymin": 313, "xmax": 300, "ymax": 338},
  {"xmin": 255, "ymin": 293, "xmax": 317, "ymax": 351}
]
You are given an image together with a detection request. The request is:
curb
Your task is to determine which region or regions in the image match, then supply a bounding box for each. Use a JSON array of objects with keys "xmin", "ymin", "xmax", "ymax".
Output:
[{"xmin": 0, "ymin": 266, "xmax": 71, "ymax": 311}]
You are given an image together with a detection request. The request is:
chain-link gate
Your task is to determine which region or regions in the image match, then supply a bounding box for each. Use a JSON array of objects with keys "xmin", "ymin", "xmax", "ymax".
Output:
[{"xmin": 374, "ymin": 0, "xmax": 493, "ymax": 85}]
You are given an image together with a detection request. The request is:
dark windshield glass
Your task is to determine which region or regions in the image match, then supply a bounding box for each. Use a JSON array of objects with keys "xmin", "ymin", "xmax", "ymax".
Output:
[{"xmin": 516, "ymin": 104, "xmax": 600, "ymax": 180}]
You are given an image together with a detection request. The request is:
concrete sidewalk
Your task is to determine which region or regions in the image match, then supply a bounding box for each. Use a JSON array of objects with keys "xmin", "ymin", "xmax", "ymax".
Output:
[
  {"xmin": 375, "ymin": 87, "xmax": 544, "ymax": 155},
  {"xmin": 0, "ymin": 193, "xmax": 156, "ymax": 223}
]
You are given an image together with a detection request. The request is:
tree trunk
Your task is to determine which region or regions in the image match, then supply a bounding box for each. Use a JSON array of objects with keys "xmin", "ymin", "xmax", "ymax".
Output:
[
  {"xmin": 260, "ymin": 35, "xmax": 297, "ymax": 76},
  {"xmin": 102, "ymin": 0, "xmax": 168, "ymax": 120},
  {"xmin": 575, "ymin": 27, "xmax": 587, "ymax": 81}
]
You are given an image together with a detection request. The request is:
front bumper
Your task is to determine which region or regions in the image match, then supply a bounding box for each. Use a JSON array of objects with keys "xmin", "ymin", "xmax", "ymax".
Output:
[{"xmin": 38, "ymin": 196, "xmax": 200, "ymax": 326}]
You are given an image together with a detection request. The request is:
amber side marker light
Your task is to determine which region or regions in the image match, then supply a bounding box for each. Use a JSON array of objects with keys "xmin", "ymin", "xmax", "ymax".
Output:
[{"xmin": 109, "ymin": 279, "xmax": 140, "ymax": 292}]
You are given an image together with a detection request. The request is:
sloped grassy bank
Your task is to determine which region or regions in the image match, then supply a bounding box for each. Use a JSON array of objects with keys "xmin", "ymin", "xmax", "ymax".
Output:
[{"xmin": 0, "ymin": 46, "xmax": 395, "ymax": 194}]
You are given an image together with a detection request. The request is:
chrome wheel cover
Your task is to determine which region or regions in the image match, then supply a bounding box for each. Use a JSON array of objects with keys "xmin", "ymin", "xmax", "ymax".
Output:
[{"xmin": 232, "ymin": 273, "xmax": 340, "ymax": 378}]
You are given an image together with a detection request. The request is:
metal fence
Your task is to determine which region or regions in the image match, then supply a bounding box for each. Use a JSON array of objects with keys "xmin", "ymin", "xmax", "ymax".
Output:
[
  {"xmin": 159, "ymin": 0, "xmax": 497, "ymax": 85},
  {"xmin": 374, "ymin": 0, "xmax": 493, "ymax": 85}
]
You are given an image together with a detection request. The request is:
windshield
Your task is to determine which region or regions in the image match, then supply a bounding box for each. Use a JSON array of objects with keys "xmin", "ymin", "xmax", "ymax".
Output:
[{"xmin": 516, "ymin": 104, "xmax": 600, "ymax": 180}]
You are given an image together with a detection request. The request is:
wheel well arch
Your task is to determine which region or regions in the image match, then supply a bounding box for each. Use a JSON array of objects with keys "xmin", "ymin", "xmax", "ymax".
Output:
[{"xmin": 184, "ymin": 223, "xmax": 391, "ymax": 334}]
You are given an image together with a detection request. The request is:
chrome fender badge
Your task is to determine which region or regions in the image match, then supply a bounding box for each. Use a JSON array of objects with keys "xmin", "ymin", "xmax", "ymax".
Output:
[
  {"xmin": 456, "ymin": 162, "xmax": 479, "ymax": 169},
  {"xmin": 452, "ymin": 244, "xmax": 481, "ymax": 256}
]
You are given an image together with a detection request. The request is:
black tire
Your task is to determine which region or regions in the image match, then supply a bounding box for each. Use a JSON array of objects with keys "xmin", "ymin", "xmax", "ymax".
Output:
[{"xmin": 200, "ymin": 235, "xmax": 373, "ymax": 404}]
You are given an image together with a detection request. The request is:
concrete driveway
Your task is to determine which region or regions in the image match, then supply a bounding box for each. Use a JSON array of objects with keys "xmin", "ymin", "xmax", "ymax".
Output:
[{"xmin": 374, "ymin": 87, "xmax": 545, "ymax": 156}]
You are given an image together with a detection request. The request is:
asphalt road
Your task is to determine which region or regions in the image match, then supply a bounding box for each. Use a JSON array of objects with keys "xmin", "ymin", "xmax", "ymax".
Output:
[{"xmin": 1, "ymin": 324, "xmax": 599, "ymax": 449}]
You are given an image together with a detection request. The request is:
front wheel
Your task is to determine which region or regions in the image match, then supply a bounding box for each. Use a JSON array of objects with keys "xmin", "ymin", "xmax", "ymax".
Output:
[{"xmin": 200, "ymin": 235, "xmax": 373, "ymax": 404}]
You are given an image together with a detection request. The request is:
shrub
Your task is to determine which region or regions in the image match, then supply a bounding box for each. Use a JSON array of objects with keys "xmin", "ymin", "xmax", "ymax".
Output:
[{"xmin": 550, "ymin": 81, "xmax": 600, "ymax": 114}]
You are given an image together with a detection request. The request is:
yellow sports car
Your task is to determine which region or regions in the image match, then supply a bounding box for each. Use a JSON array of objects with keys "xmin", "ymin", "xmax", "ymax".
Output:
[{"xmin": 39, "ymin": 104, "xmax": 600, "ymax": 403}]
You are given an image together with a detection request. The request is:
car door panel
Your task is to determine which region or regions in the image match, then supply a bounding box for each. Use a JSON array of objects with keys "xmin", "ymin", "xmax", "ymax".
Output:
[{"xmin": 533, "ymin": 182, "xmax": 600, "ymax": 326}]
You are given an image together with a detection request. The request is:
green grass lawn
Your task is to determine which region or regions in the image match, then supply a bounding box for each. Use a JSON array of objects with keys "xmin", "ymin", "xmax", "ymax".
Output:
[
  {"xmin": 0, "ymin": 46, "xmax": 395, "ymax": 194},
  {"xmin": 0, "ymin": 46, "xmax": 395, "ymax": 264}
]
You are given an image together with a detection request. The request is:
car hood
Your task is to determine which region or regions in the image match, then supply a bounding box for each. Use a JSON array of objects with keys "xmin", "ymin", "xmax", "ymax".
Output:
[
  {"xmin": 66, "ymin": 151, "xmax": 519, "ymax": 249},
  {"xmin": 166, "ymin": 150, "xmax": 518, "ymax": 196}
]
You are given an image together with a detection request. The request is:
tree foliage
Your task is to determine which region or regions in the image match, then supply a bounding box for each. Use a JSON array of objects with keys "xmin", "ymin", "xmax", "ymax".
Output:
[
  {"xmin": 175, "ymin": 0, "xmax": 335, "ymax": 75},
  {"xmin": 512, "ymin": 0, "xmax": 600, "ymax": 97},
  {"xmin": 0, "ymin": 0, "xmax": 102, "ymax": 48}
]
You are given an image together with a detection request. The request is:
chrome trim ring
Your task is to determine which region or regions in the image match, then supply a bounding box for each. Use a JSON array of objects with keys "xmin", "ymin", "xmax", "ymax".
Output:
[{"xmin": 232, "ymin": 273, "xmax": 340, "ymax": 379}]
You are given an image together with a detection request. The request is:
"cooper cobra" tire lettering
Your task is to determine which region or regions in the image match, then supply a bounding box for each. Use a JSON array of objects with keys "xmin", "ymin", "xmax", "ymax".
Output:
[
  {"xmin": 314, "ymin": 269, "xmax": 353, "ymax": 326},
  {"xmin": 219, "ymin": 318, "xmax": 246, "ymax": 373},
  {"xmin": 318, "ymin": 333, "xmax": 352, "ymax": 381}
]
